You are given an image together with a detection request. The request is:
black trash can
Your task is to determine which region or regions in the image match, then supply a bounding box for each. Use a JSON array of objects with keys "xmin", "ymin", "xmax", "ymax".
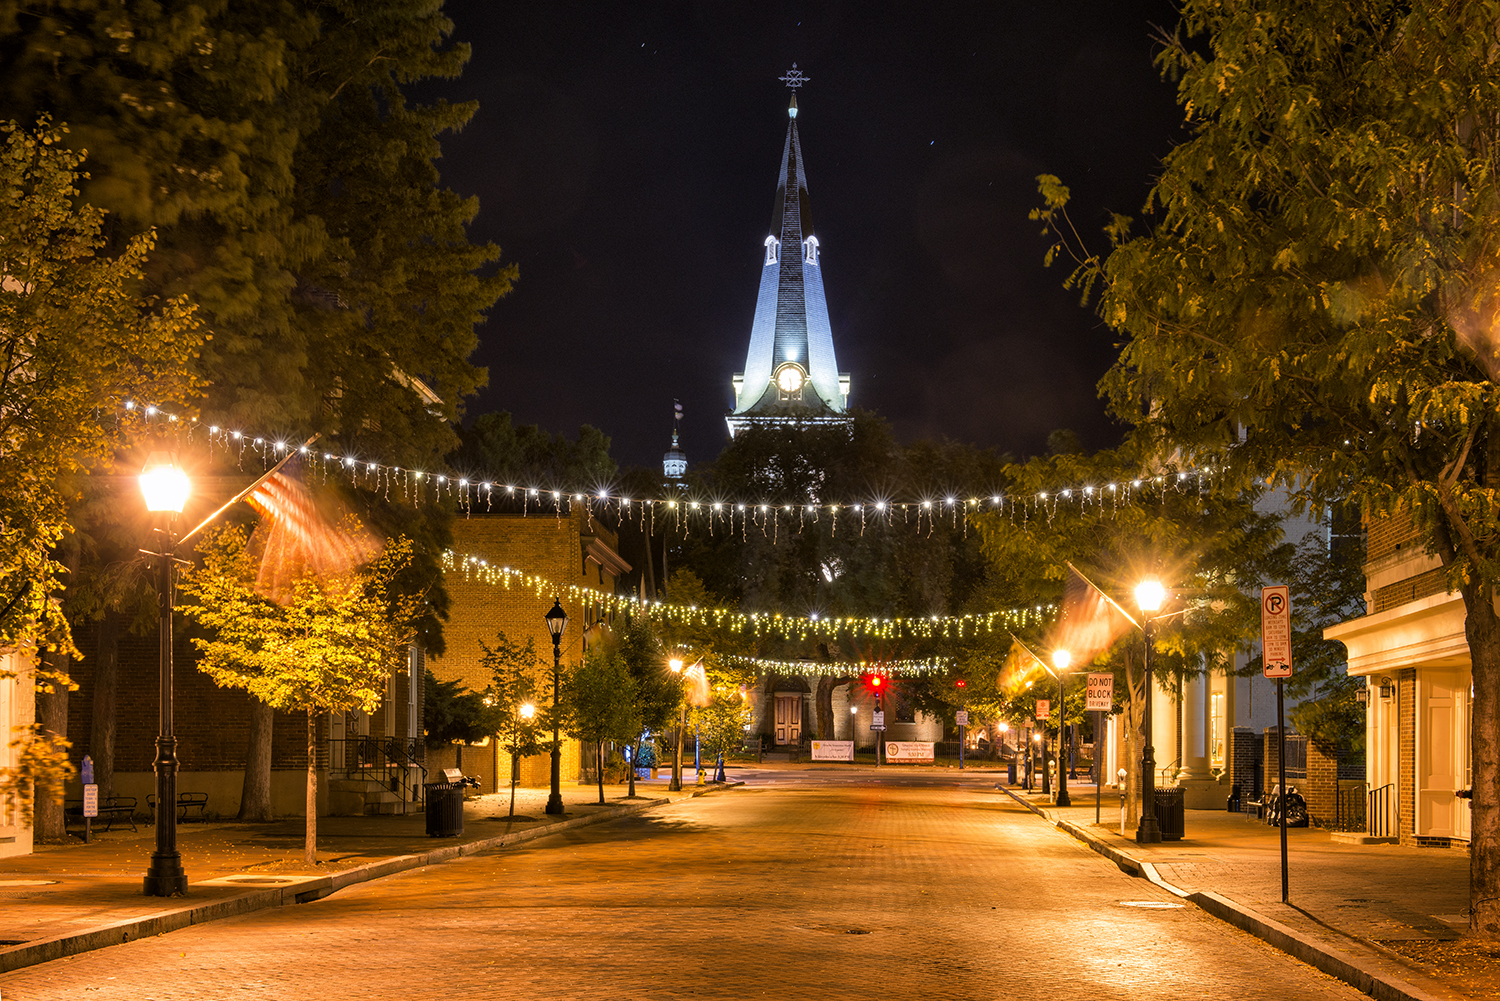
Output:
[
  {"xmin": 425, "ymin": 781, "xmax": 464, "ymax": 837},
  {"xmin": 1008, "ymin": 761, "xmax": 1017, "ymax": 786},
  {"xmin": 1154, "ymin": 786, "xmax": 1185, "ymax": 841}
]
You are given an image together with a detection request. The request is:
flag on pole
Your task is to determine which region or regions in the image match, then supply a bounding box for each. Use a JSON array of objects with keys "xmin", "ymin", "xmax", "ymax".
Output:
[
  {"xmin": 1056, "ymin": 562, "xmax": 1140, "ymax": 665},
  {"xmin": 246, "ymin": 465, "xmax": 379, "ymax": 603},
  {"xmin": 684, "ymin": 660, "xmax": 711, "ymax": 707}
]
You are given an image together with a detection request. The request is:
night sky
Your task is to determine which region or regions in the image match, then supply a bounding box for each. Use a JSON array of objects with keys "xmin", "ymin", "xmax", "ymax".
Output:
[{"xmin": 419, "ymin": 1, "xmax": 1185, "ymax": 471}]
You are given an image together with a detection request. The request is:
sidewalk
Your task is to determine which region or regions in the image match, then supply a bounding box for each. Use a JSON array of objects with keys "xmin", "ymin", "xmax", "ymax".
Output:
[
  {"xmin": 1000, "ymin": 782, "xmax": 1481, "ymax": 1001},
  {"xmin": 0, "ymin": 775, "xmax": 729, "ymax": 975}
]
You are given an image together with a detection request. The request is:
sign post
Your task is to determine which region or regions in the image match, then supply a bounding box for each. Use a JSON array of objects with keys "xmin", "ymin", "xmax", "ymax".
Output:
[
  {"xmin": 871, "ymin": 709, "xmax": 886, "ymax": 768},
  {"xmin": 956, "ymin": 710, "xmax": 969, "ymax": 770},
  {"xmin": 1086, "ymin": 674, "xmax": 1113, "ymax": 825},
  {"xmin": 81, "ymin": 754, "xmax": 96, "ymax": 844},
  {"xmin": 1262, "ymin": 584, "xmax": 1293, "ymax": 903}
]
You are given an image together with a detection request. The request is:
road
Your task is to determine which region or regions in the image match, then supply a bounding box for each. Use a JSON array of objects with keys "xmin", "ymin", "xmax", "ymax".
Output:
[{"xmin": 0, "ymin": 772, "xmax": 1365, "ymax": 1000}]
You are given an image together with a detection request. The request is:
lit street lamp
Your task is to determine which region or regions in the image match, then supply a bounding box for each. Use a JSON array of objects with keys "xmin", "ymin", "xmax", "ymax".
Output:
[
  {"xmin": 140, "ymin": 452, "xmax": 190, "ymax": 897},
  {"xmin": 668, "ymin": 657, "xmax": 685, "ymax": 792},
  {"xmin": 1135, "ymin": 578, "xmax": 1166, "ymax": 844},
  {"xmin": 544, "ymin": 599, "xmax": 568, "ymax": 816},
  {"xmin": 1052, "ymin": 649, "xmax": 1072, "ymax": 807}
]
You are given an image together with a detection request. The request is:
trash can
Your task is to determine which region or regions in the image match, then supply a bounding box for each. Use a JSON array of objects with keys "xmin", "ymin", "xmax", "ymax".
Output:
[
  {"xmin": 424, "ymin": 780, "xmax": 464, "ymax": 838},
  {"xmin": 1007, "ymin": 761, "xmax": 1017, "ymax": 786},
  {"xmin": 1154, "ymin": 786, "xmax": 1185, "ymax": 841}
]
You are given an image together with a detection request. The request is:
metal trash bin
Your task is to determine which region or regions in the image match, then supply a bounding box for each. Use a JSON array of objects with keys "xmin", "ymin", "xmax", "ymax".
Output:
[
  {"xmin": 425, "ymin": 768, "xmax": 467, "ymax": 838},
  {"xmin": 1154, "ymin": 786, "xmax": 1185, "ymax": 841},
  {"xmin": 1008, "ymin": 761, "xmax": 1017, "ymax": 786}
]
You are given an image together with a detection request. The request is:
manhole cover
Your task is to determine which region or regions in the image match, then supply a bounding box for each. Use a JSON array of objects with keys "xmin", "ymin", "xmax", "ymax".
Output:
[
  {"xmin": 1119, "ymin": 901, "xmax": 1185, "ymax": 909},
  {"xmin": 0, "ymin": 880, "xmax": 58, "ymax": 887}
]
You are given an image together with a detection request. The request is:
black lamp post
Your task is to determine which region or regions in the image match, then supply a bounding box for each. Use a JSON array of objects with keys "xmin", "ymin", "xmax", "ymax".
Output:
[
  {"xmin": 1135, "ymin": 578, "xmax": 1165, "ymax": 844},
  {"xmin": 544, "ymin": 598, "xmax": 568, "ymax": 816},
  {"xmin": 1052, "ymin": 649, "xmax": 1072, "ymax": 808},
  {"xmin": 139, "ymin": 452, "xmax": 191, "ymax": 897}
]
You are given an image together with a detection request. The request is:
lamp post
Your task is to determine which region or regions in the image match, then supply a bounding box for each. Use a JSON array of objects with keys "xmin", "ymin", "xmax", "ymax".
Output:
[
  {"xmin": 1052, "ymin": 649, "xmax": 1072, "ymax": 807},
  {"xmin": 543, "ymin": 599, "xmax": 568, "ymax": 816},
  {"xmin": 668, "ymin": 658, "xmax": 685, "ymax": 792},
  {"xmin": 1135, "ymin": 578, "xmax": 1166, "ymax": 844},
  {"xmin": 139, "ymin": 452, "xmax": 191, "ymax": 897}
]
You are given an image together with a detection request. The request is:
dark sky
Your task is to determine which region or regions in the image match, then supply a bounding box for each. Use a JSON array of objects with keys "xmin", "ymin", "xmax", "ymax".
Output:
[{"xmin": 419, "ymin": 1, "xmax": 1184, "ymax": 471}]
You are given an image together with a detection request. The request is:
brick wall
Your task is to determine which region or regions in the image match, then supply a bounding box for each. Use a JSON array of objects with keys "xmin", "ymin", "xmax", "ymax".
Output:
[
  {"xmin": 1366, "ymin": 512, "xmax": 1417, "ymax": 564},
  {"xmin": 1263, "ymin": 726, "xmax": 1284, "ymax": 791},
  {"xmin": 433, "ymin": 512, "xmax": 622, "ymax": 793},
  {"xmin": 1373, "ymin": 567, "xmax": 1449, "ymax": 613},
  {"xmin": 1304, "ymin": 740, "xmax": 1339, "ymax": 827},
  {"xmin": 1228, "ymin": 726, "xmax": 1260, "ymax": 799}
]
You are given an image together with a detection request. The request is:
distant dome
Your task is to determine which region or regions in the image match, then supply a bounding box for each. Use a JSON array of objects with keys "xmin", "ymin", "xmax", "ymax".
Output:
[{"xmin": 663, "ymin": 431, "xmax": 687, "ymax": 480}]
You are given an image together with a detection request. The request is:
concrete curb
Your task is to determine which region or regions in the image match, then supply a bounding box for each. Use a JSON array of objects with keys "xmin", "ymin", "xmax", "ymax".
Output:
[
  {"xmin": 996, "ymin": 785, "xmax": 1447, "ymax": 1001},
  {"xmin": 0, "ymin": 783, "xmax": 742, "ymax": 975}
]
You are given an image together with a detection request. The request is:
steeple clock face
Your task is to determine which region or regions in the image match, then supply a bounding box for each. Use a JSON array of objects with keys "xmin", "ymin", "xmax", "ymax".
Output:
[{"xmin": 775, "ymin": 364, "xmax": 806, "ymax": 398}]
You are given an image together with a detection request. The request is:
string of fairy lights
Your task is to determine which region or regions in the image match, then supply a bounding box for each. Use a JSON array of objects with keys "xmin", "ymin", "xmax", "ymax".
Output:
[
  {"xmin": 445, "ymin": 552, "xmax": 1054, "ymax": 641},
  {"xmin": 724, "ymin": 654, "xmax": 956, "ymax": 677},
  {"xmin": 118, "ymin": 399, "xmax": 1224, "ymax": 535}
]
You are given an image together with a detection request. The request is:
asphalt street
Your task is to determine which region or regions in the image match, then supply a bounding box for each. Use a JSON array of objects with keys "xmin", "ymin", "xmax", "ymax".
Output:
[{"xmin": 0, "ymin": 774, "xmax": 1368, "ymax": 1000}]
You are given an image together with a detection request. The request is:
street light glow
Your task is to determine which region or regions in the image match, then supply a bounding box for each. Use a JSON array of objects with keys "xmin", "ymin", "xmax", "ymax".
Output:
[
  {"xmin": 669, "ymin": 657, "xmax": 684, "ymax": 673},
  {"xmin": 139, "ymin": 452, "xmax": 190, "ymax": 513},
  {"xmin": 519, "ymin": 703, "xmax": 535, "ymax": 720},
  {"xmin": 1136, "ymin": 578, "xmax": 1166, "ymax": 612},
  {"xmin": 1052, "ymin": 649, "xmax": 1071, "ymax": 671}
]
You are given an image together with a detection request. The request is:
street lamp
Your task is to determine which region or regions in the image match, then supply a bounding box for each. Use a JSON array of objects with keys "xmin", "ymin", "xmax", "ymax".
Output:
[
  {"xmin": 1135, "ymin": 577, "xmax": 1166, "ymax": 844},
  {"xmin": 1052, "ymin": 649, "xmax": 1072, "ymax": 807},
  {"xmin": 139, "ymin": 451, "xmax": 190, "ymax": 897},
  {"xmin": 543, "ymin": 599, "xmax": 568, "ymax": 816},
  {"xmin": 668, "ymin": 657, "xmax": 685, "ymax": 792}
]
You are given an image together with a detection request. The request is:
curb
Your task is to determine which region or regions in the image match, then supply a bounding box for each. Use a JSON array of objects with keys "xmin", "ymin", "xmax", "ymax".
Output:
[
  {"xmin": 0, "ymin": 783, "xmax": 741, "ymax": 975},
  {"xmin": 996, "ymin": 785, "xmax": 1447, "ymax": 1001}
]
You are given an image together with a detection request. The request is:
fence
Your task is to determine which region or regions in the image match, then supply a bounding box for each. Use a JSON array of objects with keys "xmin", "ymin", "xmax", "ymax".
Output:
[
  {"xmin": 1332, "ymin": 781, "xmax": 1367, "ymax": 832},
  {"xmin": 1368, "ymin": 782, "xmax": 1395, "ymax": 838},
  {"xmin": 329, "ymin": 736, "xmax": 427, "ymax": 806}
]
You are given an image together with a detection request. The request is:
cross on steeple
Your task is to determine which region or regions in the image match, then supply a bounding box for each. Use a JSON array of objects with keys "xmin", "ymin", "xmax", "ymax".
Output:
[{"xmin": 778, "ymin": 63, "xmax": 810, "ymax": 90}]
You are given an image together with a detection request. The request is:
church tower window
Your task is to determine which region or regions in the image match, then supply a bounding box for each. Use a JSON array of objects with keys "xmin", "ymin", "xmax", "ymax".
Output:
[
  {"xmin": 803, "ymin": 234, "xmax": 820, "ymax": 266},
  {"xmin": 764, "ymin": 235, "xmax": 780, "ymax": 266}
]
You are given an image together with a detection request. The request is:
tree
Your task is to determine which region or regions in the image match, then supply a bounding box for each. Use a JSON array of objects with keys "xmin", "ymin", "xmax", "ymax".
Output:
[
  {"xmin": 480, "ymin": 633, "xmax": 543, "ymax": 819},
  {"xmin": 422, "ymin": 670, "xmax": 502, "ymax": 768},
  {"xmin": 453, "ymin": 412, "xmax": 618, "ymax": 489},
  {"xmin": 178, "ymin": 525, "xmax": 419, "ymax": 864},
  {"xmin": 605, "ymin": 618, "xmax": 678, "ymax": 798},
  {"xmin": 694, "ymin": 692, "xmax": 753, "ymax": 782},
  {"xmin": 564, "ymin": 650, "xmax": 638, "ymax": 805},
  {"xmin": 1033, "ymin": 1, "xmax": 1500, "ymax": 936}
]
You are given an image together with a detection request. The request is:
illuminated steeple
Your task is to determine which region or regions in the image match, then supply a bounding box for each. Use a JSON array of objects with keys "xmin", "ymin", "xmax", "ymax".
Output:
[{"xmin": 727, "ymin": 68, "xmax": 850, "ymax": 437}]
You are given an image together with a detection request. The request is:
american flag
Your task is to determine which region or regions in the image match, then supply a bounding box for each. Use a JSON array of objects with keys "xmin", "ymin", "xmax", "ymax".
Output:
[{"xmin": 246, "ymin": 467, "xmax": 379, "ymax": 604}]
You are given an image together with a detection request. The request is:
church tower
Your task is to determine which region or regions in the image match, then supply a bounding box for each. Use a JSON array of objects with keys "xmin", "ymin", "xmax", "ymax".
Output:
[{"xmin": 727, "ymin": 66, "xmax": 850, "ymax": 437}]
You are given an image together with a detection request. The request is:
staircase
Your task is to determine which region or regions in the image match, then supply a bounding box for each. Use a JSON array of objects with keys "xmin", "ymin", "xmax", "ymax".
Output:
[{"xmin": 328, "ymin": 777, "xmax": 424, "ymax": 817}]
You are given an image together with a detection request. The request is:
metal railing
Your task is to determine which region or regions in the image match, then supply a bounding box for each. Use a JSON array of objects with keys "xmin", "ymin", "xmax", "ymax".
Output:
[
  {"xmin": 1333, "ymin": 781, "xmax": 1367, "ymax": 831},
  {"xmin": 1368, "ymin": 782, "xmax": 1395, "ymax": 838},
  {"xmin": 329, "ymin": 736, "xmax": 428, "ymax": 806}
]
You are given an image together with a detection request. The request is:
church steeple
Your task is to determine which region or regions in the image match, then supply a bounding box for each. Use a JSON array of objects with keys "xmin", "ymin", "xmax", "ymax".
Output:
[{"xmin": 728, "ymin": 67, "xmax": 850, "ymax": 436}]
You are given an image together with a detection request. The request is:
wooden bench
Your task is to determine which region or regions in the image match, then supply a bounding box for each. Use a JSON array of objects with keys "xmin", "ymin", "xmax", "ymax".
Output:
[
  {"xmin": 147, "ymin": 792, "xmax": 210, "ymax": 823},
  {"xmin": 65, "ymin": 795, "xmax": 138, "ymax": 833}
]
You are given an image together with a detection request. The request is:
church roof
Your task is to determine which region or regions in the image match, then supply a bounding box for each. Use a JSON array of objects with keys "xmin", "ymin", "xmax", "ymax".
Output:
[{"xmin": 729, "ymin": 86, "xmax": 849, "ymax": 433}]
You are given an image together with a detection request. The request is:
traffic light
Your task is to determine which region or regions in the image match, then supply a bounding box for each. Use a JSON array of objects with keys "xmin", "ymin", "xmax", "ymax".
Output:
[
  {"xmin": 955, "ymin": 678, "xmax": 967, "ymax": 689},
  {"xmin": 865, "ymin": 673, "xmax": 886, "ymax": 707}
]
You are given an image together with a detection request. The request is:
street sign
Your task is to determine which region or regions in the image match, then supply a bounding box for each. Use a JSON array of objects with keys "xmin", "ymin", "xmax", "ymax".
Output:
[
  {"xmin": 872, "ymin": 710, "xmax": 885, "ymax": 728},
  {"xmin": 1035, "ymin": 699, "xmax": 1050, "ymax": 720},
  {"xmin": 1261, "ymin": 584, "xmax": 1293, "ymax": 678},
  {"xmin": 955, "ymin": 710, "xmax": 969, "ymax": 726},
  {"xmin": 1085, "ymin": 673, "xmax": 1114, "ymax": 712},
  {"xmin": 83, "ymin": 784, "xmax": 98, "ymax": 819}
]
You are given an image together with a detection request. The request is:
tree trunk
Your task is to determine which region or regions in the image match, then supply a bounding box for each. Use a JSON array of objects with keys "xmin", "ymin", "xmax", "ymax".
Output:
[
  {"xmin": 1464, "ymin": 585, "xmax": 1500, "ymax": 938},
  {"xmin": 238, "ymin": 698, "xmax": 275, "ymax": 821},
  {"xmin": 596, "ymin": 742, "xmax": 605, "ymax": 804},
  {"xmin": 626, "ymin": 738, "xmax": 639, "ymax": 797},
  {"xmin": 90, "ymin": 611, "xmax": 121, "ymax": 801},
  {"xmin": 814, "ymin": 675, "xmax": 849, "ymax": 739},
  {"xmin": 304, "ymin": 708, "xmax": 317, "ymax": 866},
  {"xmin": 34, "ymin": 646, "xmax": 71, "ymax": 843},
  {"xmin": 1122, "ymin": 646, "xmax": 1143, "ymax": 832},
  {"xmin": 508, "ymin": 739, "xmax": 518, "ymax": 819}
]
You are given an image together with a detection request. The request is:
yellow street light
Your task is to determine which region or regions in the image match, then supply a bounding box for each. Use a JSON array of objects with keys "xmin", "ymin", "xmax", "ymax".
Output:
[
  {"xmin": 519, "ymin": 703, "xmax": 535, "ymax": 720},
  {"xmin": 139, "ymin": 452, "xmax": 190, "ymax": 513},
  {"xmin": 1134, "ymin": 576, "xmax": 1167, "ymax": 844},
  {"xmin": 1135, "ymin": 578, "xmax": 1166, "ymax": 613}
]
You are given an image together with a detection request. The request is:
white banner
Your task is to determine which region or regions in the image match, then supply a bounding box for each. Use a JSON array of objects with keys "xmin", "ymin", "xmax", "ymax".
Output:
[
  {"xmin": 1085, "ymin": 673, "xmax": 1114, "ymax": 712},
  {"xmin": 884, "ymin": 741, "xmax": 934, "ymax": 763},
  {"xmin": 810, "ymin": 740, "xmax": 854, "ymax": 761}
]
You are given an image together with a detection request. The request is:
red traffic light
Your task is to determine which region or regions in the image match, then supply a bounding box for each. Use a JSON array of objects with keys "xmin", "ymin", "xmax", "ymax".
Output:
[
  {"xmin": 955, "ymin": 679, "xmax": 967, "ymax": 688},
  {"xmin": 870, "ymin": 675, "xmax": 884, "ymax": 688}
]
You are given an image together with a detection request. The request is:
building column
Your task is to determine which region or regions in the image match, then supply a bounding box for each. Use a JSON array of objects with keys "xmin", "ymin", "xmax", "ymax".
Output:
[{"xmin": 1178, "ymin": 666, "xmax": 1220, "ymax": 807}]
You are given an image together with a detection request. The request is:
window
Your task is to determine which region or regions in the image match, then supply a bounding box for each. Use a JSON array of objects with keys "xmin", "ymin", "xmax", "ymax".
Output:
[
  {"xmin": 1210, "ymin": 691, "xmax": 1225, "ymax": 766},
  {"xmin": 803, "ymin": 234, "xmax": 820, "ymax": 265},
  {"xmin": 764, "ymin": 235, "xmax": 779, "ymax": 266}
]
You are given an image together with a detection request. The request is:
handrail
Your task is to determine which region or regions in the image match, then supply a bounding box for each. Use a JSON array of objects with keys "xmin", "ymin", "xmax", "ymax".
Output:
[{"xmin": 1368, "ymin": 782, "xmax": 1395, "ymax": 838}]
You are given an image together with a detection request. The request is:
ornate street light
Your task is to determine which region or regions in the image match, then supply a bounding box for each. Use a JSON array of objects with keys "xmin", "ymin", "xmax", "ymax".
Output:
[
  {"xmin": 1052, "ymin": 648, "xmax": 1072, "ymax": 808},
  {"xmin": 543, "ymin": 599, "xmax": 568, "ymax": 816},
  {"xmin": 668, "ymin": 657, "xmax": 685, "ymax": 792},
  {"xmin": 1134, "ymin": 578, "xmax": 1166, "ymax": 844},
  {"xmin": 139, "ymin": 452, "xmax": 190, "ymax": 896}
]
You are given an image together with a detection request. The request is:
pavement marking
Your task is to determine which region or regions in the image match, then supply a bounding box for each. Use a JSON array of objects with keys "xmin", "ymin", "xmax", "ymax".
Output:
[
  {"xmin": 1120, "ymin": 901, "xmax": 1187, "ymax": 909},
  {"xmin": 0, "ymin": 880, "xmax": 57, "ymax": 887}
]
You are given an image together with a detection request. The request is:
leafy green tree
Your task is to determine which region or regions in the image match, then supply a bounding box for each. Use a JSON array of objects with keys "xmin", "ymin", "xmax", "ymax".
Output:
[
  {"xmin": 694, "ymin": 692, "xmax": 753, "ymax": 782},
  {"xmin": 422, "ymin": 670, "xmax": 501, "ymax": 758},
  {"xmin": 1032, "ymin": 1, "xmax": 1500, "ymax": 933},
  {"xmin": 481, "ymin": 633, "xmax": 543, "ymax": 819},
  {"xmin": 453, "ymin": 412, "xmax": 618, "ymax": 489},
  {"xmin": 178, "ymin": 525, "xmax": 420, "ymax": 864},
  {"xmin": 605, "ymin": 618, "xmax": 678, "ymax": 798},
  {"xmin": 564, "ymin": 650, "xmax": 638, "ymax": 805}
]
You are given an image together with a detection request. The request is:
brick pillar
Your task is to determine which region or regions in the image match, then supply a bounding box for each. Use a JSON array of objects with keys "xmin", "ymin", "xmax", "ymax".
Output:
[
  {"xmin": 1264, "ymin": 726, "xmax": 1284, "ymax": 794},
  {"xmin": 1304, "ymin": 741, "xmax": 1339, "ymax": 827},
  {"xmin": 1228, "ymin": 727, "xmax": 1257, "ymax": 800}
]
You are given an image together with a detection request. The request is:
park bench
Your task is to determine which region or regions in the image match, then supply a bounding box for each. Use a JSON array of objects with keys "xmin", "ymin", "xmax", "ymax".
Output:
[
  {"xmin": 65, "ymin": 795, "xmax": 138, "ymax": 833},
  {"xmin": 147, "ymin": 791, "xmax": 210, "ymax": 824}
]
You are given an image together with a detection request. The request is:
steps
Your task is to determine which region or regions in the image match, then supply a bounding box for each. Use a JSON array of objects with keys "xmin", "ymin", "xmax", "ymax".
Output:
[{"xmin": 328, "ymin": 777, "xmax": 425, "ymax": 817}]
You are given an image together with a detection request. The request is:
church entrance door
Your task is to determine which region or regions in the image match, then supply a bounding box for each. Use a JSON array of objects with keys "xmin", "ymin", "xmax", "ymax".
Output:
[{"xmin": 774, "ymin": 695, "xmax": 802, "ymax": 746}]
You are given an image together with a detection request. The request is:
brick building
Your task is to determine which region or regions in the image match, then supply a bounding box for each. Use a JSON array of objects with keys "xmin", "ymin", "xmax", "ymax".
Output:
[
  {"xmin": 1325, "ymin": 512, "xmax": 1472, "ymax": 846},
  {"xmin": 429, "ymin": 511, "xmax": 630, "ymax": 794}
]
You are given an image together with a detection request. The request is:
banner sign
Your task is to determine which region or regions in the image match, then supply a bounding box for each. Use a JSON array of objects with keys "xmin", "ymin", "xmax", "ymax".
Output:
[
  {"xmin": 1085, "ymin": 673, "xmax": 1114, "ymax": 712},
  {"xmin": 1035, "ymin": 699, "xmax": 1050, "ymax": 720},
  {"xmin": 1261, "ymin": 585, "xmax": 1293, "ymax": 679},
  {"xmin": 884, "ymin": 742, "xmax": 934, "ymax": 763},
  {"xmin": 955, "ymin": 710, "xmax": 969, "ymax": 726},
  {"xmin": 810, "ymin": 740, "xmax": 854, "ymax": 761}
]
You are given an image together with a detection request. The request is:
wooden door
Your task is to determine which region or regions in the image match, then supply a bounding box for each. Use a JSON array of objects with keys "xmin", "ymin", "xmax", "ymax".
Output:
[{"xmin": 774, "ymin": 696, "xmax": 802, "ymax": 745}]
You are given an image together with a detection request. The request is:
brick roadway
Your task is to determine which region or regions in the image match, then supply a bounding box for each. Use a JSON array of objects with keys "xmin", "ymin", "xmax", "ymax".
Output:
[{"xmin": 0, "ymin": 776, "xmax": 1368, "ymax": 1001}]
